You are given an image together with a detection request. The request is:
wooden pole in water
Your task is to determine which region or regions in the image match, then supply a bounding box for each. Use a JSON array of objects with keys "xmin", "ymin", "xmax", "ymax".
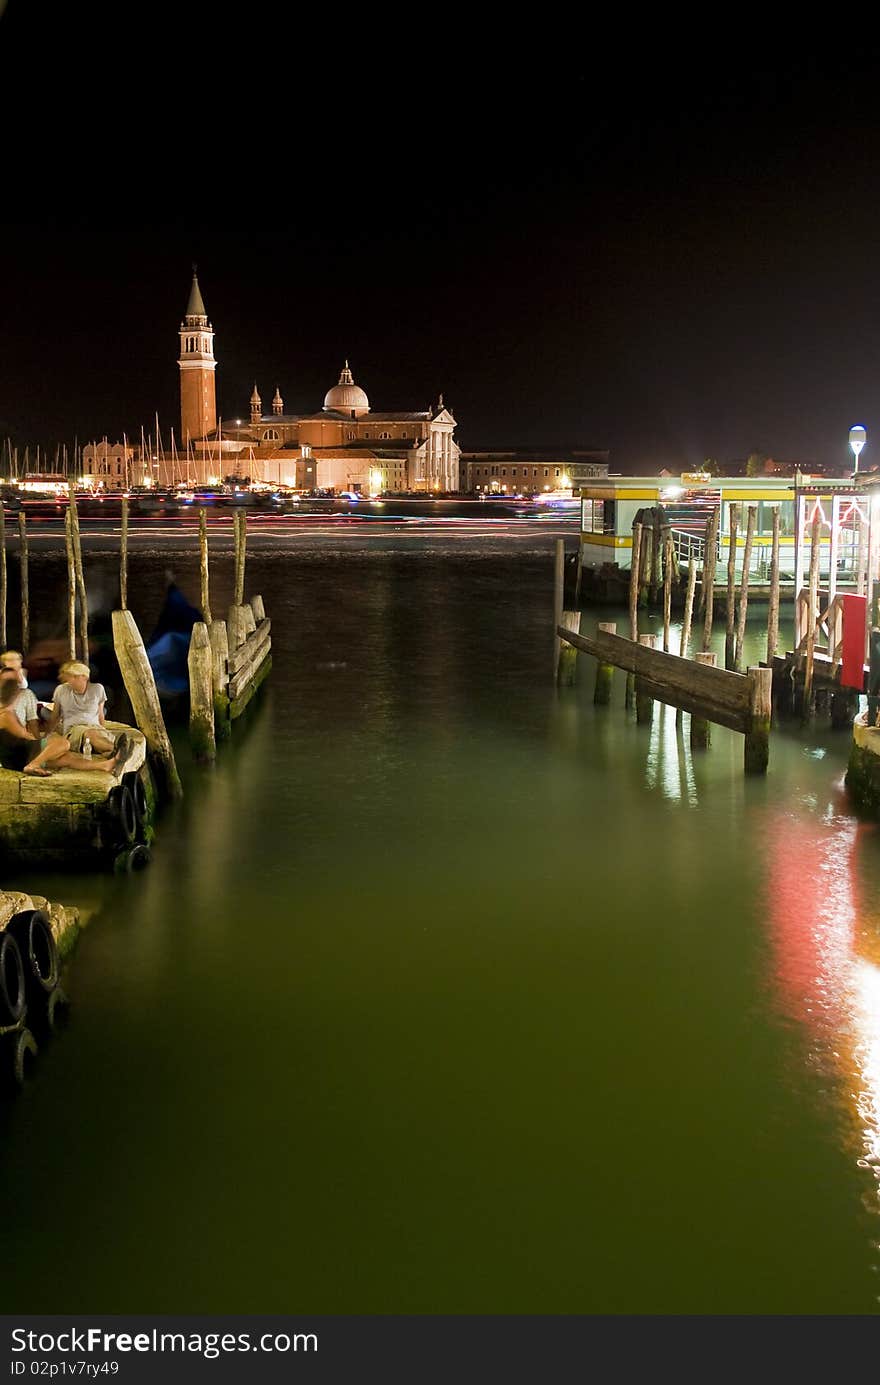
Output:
[
  {"xmin": 662, "ymin": 527, "xmax": 673, "ymax": 652},
  {"xmin": 724, "ymin": 502, "xmax": 739, "ymax": 669},
  {"xmin": 803, "ymin": 512, "xmax": 821, "ymax": 718},
  {"xmin": 690, "ymin": 651, "xmax": 716, "ymax": 748},
  {"xmin": 744, "ymin": 665, "xmax": 773, "ymax": 774},
  {"xmin": 557, "ymin": 609, "xmax": 580, "ymax": 685},
  {"xmin": 766, "ymin": 505, "xmax": 780, "ymax": 665},
  {"xmin": 650, "ymin": 510, "xmax": 661, "ymax": 601},
  {"xmin": 227, "ymin": 603, "xmax": 247, "ymax": 653},
  {"xmin": 679, "ymin": 557, "xmax": 696, "ymax": 658},
  {"xmin": 64, "ymin": 507, "xmax": 76, "ymax": 661},
  {"xmin": 208, "ymin": 618, "xmax": 231, "ymax": 741},
  {"xmin": 574, "ymin": 534, "xmax": 584, "ymax": 605},
  {"xmin": 734, "ymin": 504, "xmax": 756, "ymax": 673},
  {"xmin": 252, "ymin": 594, "xmax": 265, "ymax": 624},
  {"xmin": 111, "ymin": 608, "xmax": 183, "ymax": 800},
  {"xmin": 594, "ymin": 621, "xmax": 616, "ymax": 703},
  {"xmin": 17, "ymin": 511, "xmax": 28, "ymax": 655},
  {"xmin": 119, "ymin": 494, "xmax": 129, "ymax": 610},
  {"xmin": 636, "ymin": 633, "xmax": 656, "ymax": 723},
  {"xmin": 700, "ymin": 507, "xmax": 719, "ymax": 651},
  {"xmin": 68, "ymin": 488, "xmax": 88, "ymax": 663},
  {"xmin": 626, "ymin": 522, "xmax": 643, "ymax": 708},
  {"xmin": 187, "ymin": 620, "xmax": 216, "ymax": 763},
  {"xmin": 199, "ymin": 506, "xmax": 212, "ymax": 624},
  {"xmin": 553, "ymin": 539, "xmax": 565, "ymax": 680},
  {"xmin": 234, "ymin": 509, "xmax": 247, "ymax": 607},
  {"xmin": 0, "ymin": 500, "xmax": 6, "ymax": 650},
  {"xmin": 638, "ymin": 514, "xmax": 651, "ymax": 607}
]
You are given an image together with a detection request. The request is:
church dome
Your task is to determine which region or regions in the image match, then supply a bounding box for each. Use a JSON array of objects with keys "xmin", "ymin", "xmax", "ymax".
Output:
[{"xmin": 323, "ymin": 361, "xmax": 369, "ymax": 416}]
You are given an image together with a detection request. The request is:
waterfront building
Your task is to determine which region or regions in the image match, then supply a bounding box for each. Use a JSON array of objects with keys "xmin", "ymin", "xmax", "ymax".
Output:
[
  {"xmin": 462, "ymin": 448, "xmax": 609, "ymax": 495},
  {"xmin": 81, "ymin": 438, "xmax": 138, "ymax": 487},
  {"xmin": 176, "ymin": 274, "xmax": 460, "ymax": 492},
  {"xmin": 578, "ymin": 472, "xmax": 812, "ymax": 576}
]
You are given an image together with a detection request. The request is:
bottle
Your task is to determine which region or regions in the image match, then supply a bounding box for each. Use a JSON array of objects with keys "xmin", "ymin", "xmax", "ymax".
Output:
[{"xmin": 82, "ymin": 739, "xmax": 92, "ymax": 760}]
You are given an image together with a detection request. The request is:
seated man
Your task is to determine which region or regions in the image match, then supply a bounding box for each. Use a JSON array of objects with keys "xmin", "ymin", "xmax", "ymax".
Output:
[
  {"xmin": 0, "ymin": 668, "xmax": 131, "ymax": 776},
  {"xmin": 49, "ymin": 660, "xmax": 125, "ymax": 758},
  {"xmin": 0, "ymin": 649, "xmax": 28, "ymax": 688}
]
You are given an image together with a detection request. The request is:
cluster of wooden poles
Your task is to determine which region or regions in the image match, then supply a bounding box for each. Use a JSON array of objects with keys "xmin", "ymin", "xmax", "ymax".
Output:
[
  {"xmin": 0, "ymin": 495, "xmax": 91, "ymax": 661},
  {"xmin": 556, "ymin": 529, "xmax": 775, "ymax": 771}
]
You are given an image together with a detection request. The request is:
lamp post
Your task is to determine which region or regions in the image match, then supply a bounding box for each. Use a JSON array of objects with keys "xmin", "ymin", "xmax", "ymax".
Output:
[{"xmin": 850, "ymin": 424, "xmax": 867, "ymax": 475}]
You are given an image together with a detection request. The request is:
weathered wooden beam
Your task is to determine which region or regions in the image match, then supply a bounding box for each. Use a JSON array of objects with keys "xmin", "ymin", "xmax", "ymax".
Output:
[
  {"xmin": 557, "ymin": 625, "xmax": 751, "ymax": 718},
  {"xmin": 228, "ymin": 637, "xmax": 272, "ymax": 703},
  {"xmin": 228, "ymin": 604, "xmax": 247, "ymax": 652},
  {"xmin": 701, "ymin": 506, "xmax": 719, "ymax": 650},
  {"xmin": 626, "ymin": 523, "xmax": 643, "ymax": 707},
  {"xmin": 594, "ymin": 621, "xmax": 616, "ymax": 704},
  {"xmin": 227, "ymin": 619, "xmax": 271, "ymax": 677},
  {"xmin": 187, "ymin": 621, "xmax": 215, "ymax": 763},
  {"xmin": 803, "ymin": 512, "xmax": 821, "ymax": 718},
  {"xmin": 111, "ymin": 609, "xmax": 182, "ymax": 800},
  {"xmin": 662, "ymin": 527, "xmax": 673, "ymax": 652},
  {"xmin": 252, "ymin": 594, "xmax": 265, "ymax": 623}
]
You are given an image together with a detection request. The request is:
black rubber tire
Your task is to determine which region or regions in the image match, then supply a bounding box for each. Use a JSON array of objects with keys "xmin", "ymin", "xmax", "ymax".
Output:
[
  {"xmin": 108, "ymin": 784, "xmax": 137, "ymax": 845},
  {"xmin": 6, "ymin": 910, "xmax": 59, "ymax": 996},
  {"xmin": 0, "ymin": 932, "xmax": 26, "ymax": 1026},
  {"xmin": 124, "ymin": 844, "xmax": 152, "ymax": 873},
  {"xmin": 123, "ymin": 771, "xmax": 148, "ymax": 830},
  {"xmin": 0, "ymin": 1026, "xmax": 38, "ymax": 1093},
  {"xmin": 29, "ymin": 985, "xmax": 70, "ymax": 1036}
]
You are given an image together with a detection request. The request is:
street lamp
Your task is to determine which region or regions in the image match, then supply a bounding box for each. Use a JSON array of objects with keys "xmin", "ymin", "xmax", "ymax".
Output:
[{"xmin": 849, "ymin": 424, "xmax": 867, "ymax": 474}]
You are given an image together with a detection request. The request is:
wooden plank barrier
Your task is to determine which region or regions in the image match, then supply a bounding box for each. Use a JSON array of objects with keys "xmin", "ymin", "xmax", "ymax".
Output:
[
  {"xmin": 556, "ymin": 624, "xmax": 773, "ymax": 772},
  {"xmin": 225, "ymin": 596, "xmax": 272, "ymax": 717}
]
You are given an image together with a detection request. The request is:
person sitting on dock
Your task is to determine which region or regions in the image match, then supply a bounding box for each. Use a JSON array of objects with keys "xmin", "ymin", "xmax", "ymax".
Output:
[
  {"xmin": 48, "ymin": 660, "xmax": 127, "ymax": 760},
  {"xmin": 0, "ymin": 669, "xmax": 130, "ymax": 777},
  {"xmin": 0, "ymin": 650, "xmax": 28, "ymax": 688}
]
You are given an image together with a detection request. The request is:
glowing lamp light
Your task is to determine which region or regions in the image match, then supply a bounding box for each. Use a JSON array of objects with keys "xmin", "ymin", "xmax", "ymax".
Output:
[{"xmin": 850, "ymin": 424, "xmax": 867, "ymax": 473}]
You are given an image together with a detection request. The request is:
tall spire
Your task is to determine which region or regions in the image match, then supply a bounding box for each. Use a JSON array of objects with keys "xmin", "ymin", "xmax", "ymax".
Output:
[
  {"xmin": 185, "ymin": 270, "xmax": 207, "ymax": 321},
  {"xmin": 272, "ymin": 385, "xmax": 284, "ymax": 416}
]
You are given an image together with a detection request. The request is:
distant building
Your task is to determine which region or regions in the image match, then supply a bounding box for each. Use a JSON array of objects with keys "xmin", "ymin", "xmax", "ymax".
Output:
[
  {"xmin": 461, "ymin": 448, "xmax": 609, "ymax": 495},
  {"xmin": 176, "ymin": 273, "xmax": 460, "ymax": 492},
  {"xmin": 81, "ymin": 438, "xmax": 138, "ymax": 487}
]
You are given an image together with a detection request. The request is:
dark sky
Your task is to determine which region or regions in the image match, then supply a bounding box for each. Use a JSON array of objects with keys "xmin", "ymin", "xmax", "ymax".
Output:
[{"xmin": 2, "ymin": 9, "xmax": 880, "ymax": 473}]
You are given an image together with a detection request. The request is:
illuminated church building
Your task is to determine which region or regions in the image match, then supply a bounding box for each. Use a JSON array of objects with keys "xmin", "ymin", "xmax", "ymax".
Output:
[{"xmin": 176, "ymin": 273, "xmax": 460, "ymax": 493}]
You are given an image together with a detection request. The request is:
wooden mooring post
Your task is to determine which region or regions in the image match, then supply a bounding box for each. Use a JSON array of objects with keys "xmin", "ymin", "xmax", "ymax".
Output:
[
  {"xmin": 801, "ymin": 512, "xmax": 821, "ymax": 720},
  {"xmin": 208, "ymin": 619, "xmax": 231, "ymax": 740},
  {"xmin": 744, "ymin": 665, "xmax": 772, "ymax": 774},
  {"xmin": 679, "ymin": 557, "xmax": 696, "ymax": 658},
  {"xmin": 64, "ymin": 507, "xmax": 76, "ymax": 660},
  {"xmin": 0, "ymin": 501, "xmax": 6, "ymax": 649},
  {"xmin": 17, "ymin": 512, "xmax": 28, "ymax": 654},
  {"xmin": 733, "ymin": 504, "xmax": 756, "ymax": 673},
  {"xmin": 690, "ymin": 651, "xmax": 716, "ymax": 749},
  {"xmin": 662, "ymin": 527, "xmax": 674, "ymax": 652},
  {"xmin": 636, "ymin": 633, "xmax": 656, "ymax": 723},
  {"xmin": 724, "ymin": 502, "xmax": 739, "ymax": 669},
  {"xmin": 68, "ymin": 489, "xmax": 88, "ymax": 663},
  {"xmin": 766, "ymin": 505, "xmax": 780, "ymax": 665},
  {"xmin": 119, "ymin": 494, "xmax": 129, "ymax": 610},
  {"xmin": 111, "ymin": 609, "xmax": 183, "ymax": 800},
  {"xmin": 593, "ymin": 622, "xmax": 616, "ymax": 703},
  {"xmin": 199, "ymin": 506, "xmax": 212, "ymax": 625},
  {"xmin": 553, "ymin": 539, "xmax": 565, "ymax": 680},
  {"xmin": 626, "ymin": 522, "xmax": 642, "ymax": 707},
  {"xmin": 187, "ymin": 621, "xmax": 215, "ymax": 763},
  {"xmin": 701, "ymin": 507, "xmax": 719, "ymax": 651},
  {"xmin": 234, "ymin": 509, "xmax": 247, "ymax": 608}
]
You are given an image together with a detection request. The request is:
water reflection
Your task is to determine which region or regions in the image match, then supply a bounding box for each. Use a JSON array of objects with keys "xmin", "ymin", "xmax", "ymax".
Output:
[{"xmin": 765, "ymin": 804, "xmax": 880, "ymax": 1213}]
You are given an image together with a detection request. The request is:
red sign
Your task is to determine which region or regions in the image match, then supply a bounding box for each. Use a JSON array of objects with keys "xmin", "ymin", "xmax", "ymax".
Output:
[{"xmin": 840, "ymin": 594, "xmax": 866, "ymax": 690}]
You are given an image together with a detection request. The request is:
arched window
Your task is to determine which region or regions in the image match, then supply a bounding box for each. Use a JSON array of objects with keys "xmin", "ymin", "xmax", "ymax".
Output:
[
  {"xmin": 263, "ymin": 429, "xmax": 279, "ymax": 441},
  {"xmin": 380, "ymin": 431, "xmax": 390, "ymax": 439}
]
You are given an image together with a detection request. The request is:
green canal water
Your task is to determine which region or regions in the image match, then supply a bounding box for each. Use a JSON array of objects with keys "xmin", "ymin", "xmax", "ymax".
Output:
[{"xmin": 2, "ymin": 540, "xmax": 880, "ymax": 1314}]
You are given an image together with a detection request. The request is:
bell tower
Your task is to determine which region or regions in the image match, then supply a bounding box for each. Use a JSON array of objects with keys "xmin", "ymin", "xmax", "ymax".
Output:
[{"xmin": 178, "ymin": 269, "xmax": 217, "ymax": 446}]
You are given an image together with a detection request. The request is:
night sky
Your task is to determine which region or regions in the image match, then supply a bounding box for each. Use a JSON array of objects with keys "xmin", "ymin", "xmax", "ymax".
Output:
[{"xmin": 3, "ymin": 12, "xmax": 879, "ymax": 474}]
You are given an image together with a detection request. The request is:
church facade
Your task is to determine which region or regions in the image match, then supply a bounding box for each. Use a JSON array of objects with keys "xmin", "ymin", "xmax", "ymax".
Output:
[{"xmin": 175, "ymin": 274, "xmax": 460, "ymax": 493}]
